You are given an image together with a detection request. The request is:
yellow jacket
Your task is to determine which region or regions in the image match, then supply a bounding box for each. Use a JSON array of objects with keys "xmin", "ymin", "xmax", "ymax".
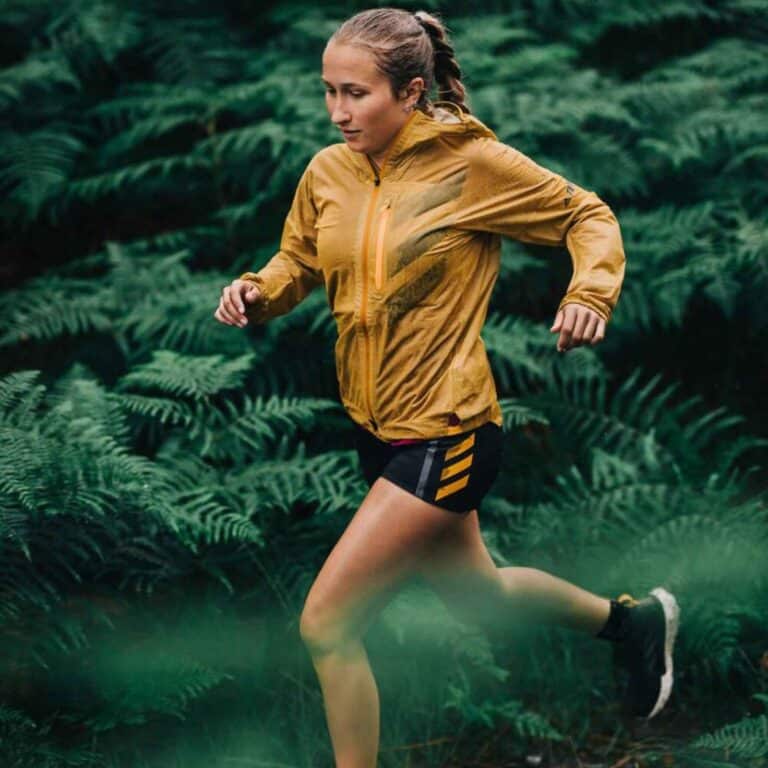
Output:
[{"xmin": 240, "ymin": 103, "xmax": 625, "ymax": 440}]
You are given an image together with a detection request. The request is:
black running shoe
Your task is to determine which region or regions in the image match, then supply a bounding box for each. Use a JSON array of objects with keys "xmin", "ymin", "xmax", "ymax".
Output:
[{"xmin": 614, "ymin": 587, "xmax": 680, "ymax": 719}]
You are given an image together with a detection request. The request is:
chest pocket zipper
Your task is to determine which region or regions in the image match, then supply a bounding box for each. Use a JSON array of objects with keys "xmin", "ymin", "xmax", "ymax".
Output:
[{"xmin": 374, "ymin": 200, "xmax": 392, "ymax": 291}]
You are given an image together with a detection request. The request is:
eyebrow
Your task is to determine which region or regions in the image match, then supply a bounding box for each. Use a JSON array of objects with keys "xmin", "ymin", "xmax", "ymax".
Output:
[{"xmin": 320, "ymin": 78, "xmax": 368, "ymax": 88}]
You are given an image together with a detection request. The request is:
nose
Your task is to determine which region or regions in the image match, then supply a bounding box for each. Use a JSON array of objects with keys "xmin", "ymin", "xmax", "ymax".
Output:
[{"xmin": 328, "ymin": 96, "xmax": 351, "ymax": 126}]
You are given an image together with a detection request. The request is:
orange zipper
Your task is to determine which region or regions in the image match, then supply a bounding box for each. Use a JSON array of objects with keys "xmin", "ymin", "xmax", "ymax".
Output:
[
  {"xmin": 374, "ymin": 200, "xmax": 391, "ymax": 291},
  {"xmin": 360, "ymin": 179, "xmax": 381, "ymax": 429}
]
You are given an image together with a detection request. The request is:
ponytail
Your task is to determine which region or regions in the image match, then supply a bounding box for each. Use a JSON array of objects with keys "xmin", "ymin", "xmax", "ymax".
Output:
[{"xmin": 413, "ymin": 11, "xmax": 470, "ymax": 114}]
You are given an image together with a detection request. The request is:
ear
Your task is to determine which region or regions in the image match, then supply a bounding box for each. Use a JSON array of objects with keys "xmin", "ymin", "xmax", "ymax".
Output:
[{"xmin": 400, "ymin": 76, "xmax": 425, "ymax": 107}]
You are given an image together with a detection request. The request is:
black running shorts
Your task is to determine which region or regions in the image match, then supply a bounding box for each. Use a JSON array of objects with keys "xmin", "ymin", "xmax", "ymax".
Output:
[{"xmin": 353, "ymin": 421, "xmax": 504, "ymax": 514}]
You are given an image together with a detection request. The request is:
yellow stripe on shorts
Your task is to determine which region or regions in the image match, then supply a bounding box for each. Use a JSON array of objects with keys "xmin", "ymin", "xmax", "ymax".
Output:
[
  {"xmin": 435, "ymin": 473, "xmax": 470, "ymax": 501},
  {"xmin": 440, "ymin": 452, "xmax": 473, "ymax": 481},
  {"xmin": 444, "ymin": 432, "xmax": 475, "ymax": 461}
]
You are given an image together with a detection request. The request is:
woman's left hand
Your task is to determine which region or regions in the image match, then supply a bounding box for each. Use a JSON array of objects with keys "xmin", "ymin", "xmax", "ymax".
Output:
[{"xmin": 550, "ymin": 303, "xmax": 606, "ymax": 352}]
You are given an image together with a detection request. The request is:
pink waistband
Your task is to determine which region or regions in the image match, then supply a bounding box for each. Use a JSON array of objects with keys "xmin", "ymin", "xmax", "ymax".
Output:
[{"xmin": 389, "ymin": 438, "xmax": 424, "ymax": 446}]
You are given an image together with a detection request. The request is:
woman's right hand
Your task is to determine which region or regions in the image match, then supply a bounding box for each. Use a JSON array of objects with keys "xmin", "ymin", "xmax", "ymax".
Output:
[{"xmin": 214, "ymin": 279, "xmax": 264, "ymax": 328}]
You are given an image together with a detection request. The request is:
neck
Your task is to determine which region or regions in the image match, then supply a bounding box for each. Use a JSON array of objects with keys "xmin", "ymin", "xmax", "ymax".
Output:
[{"xmin": 367, "ymin": 111, "xmax": 420, "ymax": 173}]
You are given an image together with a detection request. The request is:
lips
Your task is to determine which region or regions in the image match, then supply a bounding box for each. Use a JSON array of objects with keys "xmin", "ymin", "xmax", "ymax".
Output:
[{"xmin": 342, "ymin": 130, "xmax": 361, "ymax": 137}]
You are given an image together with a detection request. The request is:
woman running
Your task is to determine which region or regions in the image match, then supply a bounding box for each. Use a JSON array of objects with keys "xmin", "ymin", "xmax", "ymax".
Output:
[{"xmin": 214, "ymin": 8, "xmax": 679, "ymax": 767}]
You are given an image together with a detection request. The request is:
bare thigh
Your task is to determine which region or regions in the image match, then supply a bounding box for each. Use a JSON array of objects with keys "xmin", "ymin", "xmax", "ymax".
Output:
[
  {"xmin": 299, "ymin": 476, "xmax": 474, "ymax": 653},
  {"xmin": 416, "ymin": 508, "xmax": 507, "ymax": 628}
]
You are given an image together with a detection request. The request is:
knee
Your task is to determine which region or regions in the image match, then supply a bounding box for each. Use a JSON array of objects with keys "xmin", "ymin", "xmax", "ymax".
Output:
[{"xmin": 299, "ymin": 599, "xmax": 350, "ymax": 656}]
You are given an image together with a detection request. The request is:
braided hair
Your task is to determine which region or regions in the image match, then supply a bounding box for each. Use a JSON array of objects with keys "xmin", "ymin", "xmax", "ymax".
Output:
[{"xmin": 329, "ymin": 8, "xmax": 470, "ymax": 115}]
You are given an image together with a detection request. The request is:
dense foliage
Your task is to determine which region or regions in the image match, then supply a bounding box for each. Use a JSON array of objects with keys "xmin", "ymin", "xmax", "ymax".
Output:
[{"xmin": 1, "ymin": 1, "xmax": 767, "ymax": 766}]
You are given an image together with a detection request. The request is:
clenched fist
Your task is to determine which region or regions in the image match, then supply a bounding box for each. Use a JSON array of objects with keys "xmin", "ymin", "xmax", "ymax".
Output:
[
  {"xmin": 550, "ymin": 302, "xmax": 606, "ymax": 352},
  {"xmin": 214, "ymin": 279, "xmax": 264, "ymax": 328}
]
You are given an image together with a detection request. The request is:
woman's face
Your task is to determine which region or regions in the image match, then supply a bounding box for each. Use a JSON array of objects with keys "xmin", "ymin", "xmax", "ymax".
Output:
[{"xmin": 321, "ymin": 40, "xmax": 423, "ymax": 165}]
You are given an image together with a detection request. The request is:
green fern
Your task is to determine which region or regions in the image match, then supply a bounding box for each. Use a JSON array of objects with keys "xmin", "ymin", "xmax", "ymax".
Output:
[
  {"xmin": 117, "ymin": 349, "xmax": 253, "ymax": 399},
  {"xmin": 195, "ymin": 394, "xmax": 342, "ymax": 459},
  {"xmin": 0, "ymin": 705, "xmax": 100, "ymax": 767},
  {"xmin": 0, "ymin": 52, "xmax": 79, "ymax": 115},
  {"xmin": 483, "ymin": 312, "xmax": 605, "ymax": 392},
  {"xmin": 1, "ymin": 4, "xmax": 767, "ymax": 765},
  {"xmin": 69, "ymin": 646, "xmax": 233, "ymax": 732},
  {"xmin": 691, "ymin": 708, "xmax": 768, "ymax": 759},
  {"xmin": 443, "ymin": 681, "xmax": 563, "ymax": 741}
]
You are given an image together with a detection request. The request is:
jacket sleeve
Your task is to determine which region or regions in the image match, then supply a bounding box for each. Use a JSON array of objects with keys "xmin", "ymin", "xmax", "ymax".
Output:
[
  {"xmin": 455, "ymin": 138, "xmax": 626, "ymax": 322},
  {"xmin": 238, "ymin": 163, "xmax": 324, "ymax": 324}
]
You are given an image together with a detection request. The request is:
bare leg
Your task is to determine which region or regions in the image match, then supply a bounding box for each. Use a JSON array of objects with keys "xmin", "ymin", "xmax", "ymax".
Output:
[
  {"xmin": 417, "ymin": 509, "xmax": 610, "ymax": 635},
  {"xmin": 310, "ymin": 639, "xmax": 380, "ymax": 768},
  {"xmin": 496, "ymin": 565, "xmax": 610, "ymax": 633},
  {"xmin": 299, "ymin": 478, "xmax": 468, "ymax": 768}
]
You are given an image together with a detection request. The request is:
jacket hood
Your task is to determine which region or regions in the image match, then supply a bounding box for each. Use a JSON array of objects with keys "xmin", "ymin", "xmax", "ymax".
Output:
[{"xmin": 347, "ymin": 100, "xmax": 498, "ymax": 174}]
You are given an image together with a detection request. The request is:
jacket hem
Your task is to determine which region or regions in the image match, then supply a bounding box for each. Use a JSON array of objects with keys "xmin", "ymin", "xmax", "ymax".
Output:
[{"xmin": 351, "ymin": 405, "xmax": 503, "ymax": 442}]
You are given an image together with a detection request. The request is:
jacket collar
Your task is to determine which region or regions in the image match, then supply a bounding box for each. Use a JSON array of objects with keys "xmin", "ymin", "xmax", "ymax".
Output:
[{"xmin": 348, "ymin": 101, "xmax": 498, "ymax": 180}]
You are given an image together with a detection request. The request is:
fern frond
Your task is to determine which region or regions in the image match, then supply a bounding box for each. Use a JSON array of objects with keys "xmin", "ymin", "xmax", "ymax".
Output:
[
  {"xmin": 118, "ymin": 224, "xmax": 223, "ymax": 258},
  {"xmin": 0, "ymin": 129, "xmax": 85, "ymax": 225},
  {"xmin": 145, "ymin": 18, "xmax": 250, "ymax": 85},
  {"xmin": 46, "ymin": 2, "xmax": 144, "ymax": 81},
  {"xmin": 53, "ymin": 153, "xmax": 212, "ymax": 212},
  {"xmin": 119, "ymin": 271, "xmax": 255, "ymax": 357},
  {"xmin": 499, "ymin": 398, "xmax": 550, "ymax": 429},
  {"xmin": 0, "ymin": 52, "xmax": 79, "ymax": 115},
  {"xmin": 612, "ymin": 508, "xmax": 768, "ymax": 596},
  {"xmin": 0, "ymin": 703, "xmax": 99, "ymax": 766},
  {"xmin": 0, "ymin": 277, "xmax": 113, "ymax": 348},
  {"xmin": 158, "ymin": 488, "xmax": 263, "ymax": 553},
  {"xmin": 234, "ymin": 446, "xmax": 366, "ymax": 518},
  {"xmin": 117, "ymin": 350, "xmax": 254, "ymax": 399},
  {"xmin": 483, "ymin": 313, "xmax": 605, "ymax": 393},
  {"xmin": 523, "ymin": 368, "xmax": 677, "ymax": 464},
  {"xmin": 443, "ymin": 682, "xmax": 563, "ymax": 740},
  {"xmin": 49, "ymin": 367, "xmax": 133, "ymax": 445},
  {"xmin": 195, "ymin": 394, "xmax": 343, "ymax": 461},
  {"xmin": 656, "ymin": 38, "xmax": 768, "ymax": 92},
  {"xmin": 96, "ymin": 112, "xmax": 203, "ymax": 166},
  {"xmin": 85, "ymin": 82, "xmax": 209, "ymax": 128},
  {"xmin": 74, "ymin": 647, "xmax": 232, "ymax": 732},
  {"xmin": 691, "ymin": 713, "xmax": 768, "ymax": 759},
  {"xmin": 116, "ymin": 392, "xmax": 195, "ymax": 427},
  {"xmin": 0, "ymin": 370, "xmax": 46, "ymax": 424}
]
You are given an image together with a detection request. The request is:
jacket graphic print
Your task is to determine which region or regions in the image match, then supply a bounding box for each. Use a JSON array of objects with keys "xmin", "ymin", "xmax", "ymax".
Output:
[{"xmin": 240, "ymin": 102, "xmax": 626, "ymax": 441}]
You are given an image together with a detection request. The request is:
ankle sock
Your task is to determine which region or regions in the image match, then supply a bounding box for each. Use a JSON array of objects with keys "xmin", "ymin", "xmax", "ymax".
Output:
[{"xmin": 595, "ymin": 598, "xmax": 632, "ymax": 642}]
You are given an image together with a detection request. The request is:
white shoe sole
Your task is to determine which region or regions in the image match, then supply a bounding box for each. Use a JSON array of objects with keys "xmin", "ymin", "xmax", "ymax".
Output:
[{"xmin": 646, "ymin": 587, "xmax": 680, "ymax": 719}]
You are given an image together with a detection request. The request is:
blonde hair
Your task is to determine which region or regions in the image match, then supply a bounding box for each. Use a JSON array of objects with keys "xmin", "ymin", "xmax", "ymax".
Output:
[{"xmin": 329, "ymin": 7, "xmax": 470, "ymax": 115}]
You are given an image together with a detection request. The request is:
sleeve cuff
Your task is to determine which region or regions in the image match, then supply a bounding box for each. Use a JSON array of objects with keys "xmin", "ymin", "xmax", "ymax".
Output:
[
  {"xmin": 557, "ymin": 295, "xmax": 612, "ymax": 323},
  {"xmin": 239, "ymin": 272, "xmax": 271, "ymax": 324}
]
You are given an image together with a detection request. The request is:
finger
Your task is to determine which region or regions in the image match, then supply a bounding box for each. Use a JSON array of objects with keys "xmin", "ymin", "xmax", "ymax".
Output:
[
  {"xmin": 550, "ymin": 309, "xmax": 563, "ymax": 333},
  {"xmin": 581, "ymin": 313, "xmax": 599, "ymax": 344},
  {"xmin": 214, "ymin": 305, "xmax": 234, "ymax": 326},
  {"xmin": 243, "ymin": 283, "xmax": 262, "ymax": 305},
  {"xmin": 590, "ymin": 318, "xmax": 607, "ymax": 345},
  {"xmin": 225, "ymin": 283, "xmax": 245, "ymax": 315},
  {"xmin": 222, "ymin": 285, "xmax": 246, "ymax": 326},
  {"xmin": 217, "ymin": 294, "xmax": 240, "ymax": 326},
  {"xmin": 570, "ymin": 308, "xmax": 591, "ymax": 347},
  {"xmin": 218, "ymin": 300, "xmax": 240, "ymax": 326},
  {"xmin": 233, "ymin": 281, "xmax": 252, "ymax": 312},
  {"xmin": 558, "ymin": 304, "xmax": 577, "ymax": 351}
]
